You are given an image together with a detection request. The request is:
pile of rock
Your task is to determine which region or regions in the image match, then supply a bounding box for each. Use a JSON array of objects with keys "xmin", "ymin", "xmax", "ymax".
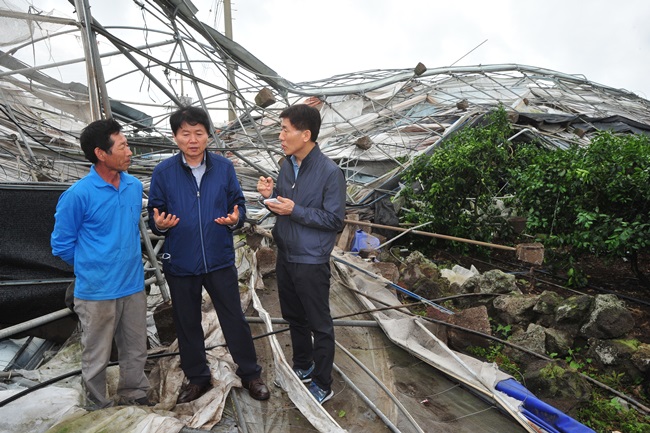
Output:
[{"xmin": 369, "ymin": 250, "xmax": 649, "ymax": 413}]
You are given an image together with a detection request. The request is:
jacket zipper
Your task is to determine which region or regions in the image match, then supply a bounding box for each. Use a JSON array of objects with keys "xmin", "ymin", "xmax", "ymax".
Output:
[{"xmin": 194, "ymin": 179, "xmax": 209, "ymax": 273}]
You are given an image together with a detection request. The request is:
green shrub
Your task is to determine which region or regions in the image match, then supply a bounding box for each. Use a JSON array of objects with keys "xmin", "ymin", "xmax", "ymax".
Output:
[
  {"xmin": 511, "ymin": 131, "xmax": 650, "ymax": 285},
  {"xmin": 399, "ymin": 108, "xmax": 650, "ymax": 286},
  {"xmin": 400, "ymin": 106, "xmax": 517, "ymax": 251}
]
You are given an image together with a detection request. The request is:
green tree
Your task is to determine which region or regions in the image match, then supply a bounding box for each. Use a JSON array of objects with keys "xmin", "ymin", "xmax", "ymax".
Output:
[
  {"xmin": 400, "ymin": 108, "xmax": 650, "ymax": 286},
  {"xmin": 400, "ymin": 106, "xmax": 516, "ymax": 249},
  {"xmin": 512, "ymin": 131, "xmax": 650, "ymax": 285}
]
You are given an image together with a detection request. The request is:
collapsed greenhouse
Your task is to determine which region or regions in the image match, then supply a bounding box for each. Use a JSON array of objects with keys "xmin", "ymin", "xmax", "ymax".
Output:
[{"xmin": 1, "ymin": 0, "xmax": 649, "ymax": 432}]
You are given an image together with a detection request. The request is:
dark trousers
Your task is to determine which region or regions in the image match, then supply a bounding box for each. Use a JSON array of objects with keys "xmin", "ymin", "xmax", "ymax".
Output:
[
  {"xmin": 276, "ymin": 255, "xmax": 334, "ymax": 391},
  {"xmin": 166, "ymin": 266, "xmax": 261, "ymax": 385}
]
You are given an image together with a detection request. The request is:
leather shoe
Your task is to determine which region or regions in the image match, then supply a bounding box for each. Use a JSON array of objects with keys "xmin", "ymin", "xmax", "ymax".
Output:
[
  {"xmin": 242, "ymin": 377, "xmax": 270, "ymax": 401},
  {"xmin": 176, "ymin": 382, "xmax": 212, "ymax": 404}
]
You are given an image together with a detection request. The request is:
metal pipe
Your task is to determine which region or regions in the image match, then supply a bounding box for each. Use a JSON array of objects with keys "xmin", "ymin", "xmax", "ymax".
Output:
[
  {"xmin": 335, "ymin": 340, "xmax": 424, "ymax": 433},
  {"xmin": 223, "ymin": 0, "xmax": 237, "ymax": 121},
  {"xmin": 245, "ymin": 317, "xmax": 378, "ymax": 328},
  {"xmin": 140, "ymin": 217, "xmax": 170, "ymax": 302},
  {"xmin": 230, "ymin": 390, "xmax": 249, "ymax": 433},
  {"xmin": 0, "ymin": 309, "xmax": 74, "ymax": 340},
  {"xmin": 332, "ymin": 362, "xmax": 402, "ymax": 433},
  {"xmin": 346, "ymin": 219, "xmax": 517, "ymax": 251},
  {"xmin": 0, "ymin": 39, "xmax": 176, "ymax": 80},
  {"xmin": 73, "ymin": 0, "xmax": 101, "ymax": 119},
  {"xmin": 91, "ymin": 23, "xmax": 183, "ymax": 107},
  {"xmin": 0, "ymin": 278, "xmax": 74, "ymax": 287}
]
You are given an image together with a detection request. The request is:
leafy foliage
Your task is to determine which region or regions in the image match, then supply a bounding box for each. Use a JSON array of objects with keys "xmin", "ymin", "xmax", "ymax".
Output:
[
  {"xmin": 400, "ymin": 106, "xmax": 516, "ymax": 250},
  {"xmin": 399, "ymin": 107, "xmax": 650, "ymax": 285},
  {"xmin": 466, "ymin": 343, "xmax": 521, "ymax": 377},
  {"xmin": 511, "ymin": 131, "xmax": 650, "ymax": 284},
  {"xmin": 578, "ymin": 393, "xmax": 650, "ymax": 433}
]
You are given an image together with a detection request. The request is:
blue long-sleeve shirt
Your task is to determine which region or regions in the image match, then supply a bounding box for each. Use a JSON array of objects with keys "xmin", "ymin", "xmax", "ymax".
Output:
[{"xmin": 51, "ymin": 166, "xmax": 145, "ymax": 300}]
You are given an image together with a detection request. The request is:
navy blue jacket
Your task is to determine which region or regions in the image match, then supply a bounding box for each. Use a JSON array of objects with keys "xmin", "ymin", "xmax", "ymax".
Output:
[
  {"xmin": 271, "ymin": 145, "xmax": 346, "ymax": 264},
  {"xmin": 147, "ymin": 152, "xmax": 245, "ymax": 276}
]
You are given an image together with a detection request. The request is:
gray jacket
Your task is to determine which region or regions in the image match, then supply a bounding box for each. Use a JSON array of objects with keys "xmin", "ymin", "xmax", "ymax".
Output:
[{"xmin": 271, "ymin": 145, "xmax": 346, "ymax": 264}]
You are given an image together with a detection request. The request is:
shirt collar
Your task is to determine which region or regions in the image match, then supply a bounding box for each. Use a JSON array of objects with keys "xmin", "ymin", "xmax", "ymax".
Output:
[{"xmin": 181, "ymin": 151, "xmax": 206, "ymax": 168}]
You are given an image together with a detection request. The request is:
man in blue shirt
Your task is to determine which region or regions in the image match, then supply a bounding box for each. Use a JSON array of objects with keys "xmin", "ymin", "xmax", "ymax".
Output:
[{"xmin": 51, "ymin": 118, "xmax": 151, "ymax": 409}]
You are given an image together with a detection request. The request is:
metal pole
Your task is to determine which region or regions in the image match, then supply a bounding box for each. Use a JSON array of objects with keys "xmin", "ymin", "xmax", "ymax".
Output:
[
  {"xmin": 139, "ymin": 217, "xmax": 170, "ymax": 302},
  {"xmin": 0, "ymin": 309, "xmax": 74, "ymax": 340},
  {"xmin": 223, "ymin": 0, "xmax": 237, "ymax": 121},
  {"xmin": 73, "ymin": 0, "xmax": 102, "ymax": 119},
  {"xmin": 245, "ymin": 317, "xmax": 378, "ymax": 328},
  {"xmin": 91, "ymin": 22, "xmax": 183, "ymax": 107}
]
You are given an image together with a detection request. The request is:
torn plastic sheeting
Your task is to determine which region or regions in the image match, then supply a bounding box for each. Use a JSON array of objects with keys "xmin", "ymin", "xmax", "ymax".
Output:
[
  {"xmin": 0, "ymin": 258, "xmax": 255, "ymax": 433},
  {"xmin": 333, "ymin": 254, "xmax": 540, "ymax": 433},
  {"xmin": 245, "ymin": 248, "xmax": 348, "ymax": 433},
  {"xmin": 44, "ymin": 405, "xmax": 185, "ymax": 433}
]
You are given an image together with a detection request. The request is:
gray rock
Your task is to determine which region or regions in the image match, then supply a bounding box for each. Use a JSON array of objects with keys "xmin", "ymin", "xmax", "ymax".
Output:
[
  {"xmin": 534, "ymin": 290, "xmax": 564, "ymax": 315},
  {"xmin": 493, "ymin": 294, "xmax": 539, "ymax": 325},
  {"xmin": 580, "ymin": 294, "xmax": 634, "ymax": 339},
  {"xmin": 534, "ymin": 290, "xmax": 564, "ymax": 327},
  {"xmin": 397, "ymin": 251, "xmax": 452, "ymax": 300},
  {"xmin": 555, "ymin": 295, "xmax": 593, "ymax": 325},
  {"xmin": 461, "ymin": 269, "xmax": 522, "ymax": 295},
  {"xmin": 631, "ymin": 343, "xmax": 650, "ymax": 373},
  {"xmin": 523, "ymin": 359, "xmax": 592, "ymax": 413},
  {"xmin": 544, "ymin": 327, "xmax": 575, "ymax": 357},
  {"xmin": 586, "ymin": 338, "xmax": 644, "ymax": 384},
  {"xmin": 505, "ymin": 323, "xmax": 547, "ymax": 363},
  {"xmin": 586, "ymin": 338, "xmax": 636, "ymax": 367}
]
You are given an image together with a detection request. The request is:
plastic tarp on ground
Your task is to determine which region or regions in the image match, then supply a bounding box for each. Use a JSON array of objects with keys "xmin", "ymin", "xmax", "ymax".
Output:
[
  {"xmin": 0, "ymin": 243, "xmax": 592, "ymax": 433},
  {"xmin": 0, "ymin": 246, "xmax": 348, "ymax": 433},
  {"xmin": 332, "ymin": 251, "xmax": 596, "ymax": 433}
]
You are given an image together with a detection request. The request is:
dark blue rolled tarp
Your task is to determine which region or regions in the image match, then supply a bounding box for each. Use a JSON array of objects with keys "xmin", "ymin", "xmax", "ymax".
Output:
[{"xmin": 496, "ymin": 378, "xmax": 596, "ymax": 433}]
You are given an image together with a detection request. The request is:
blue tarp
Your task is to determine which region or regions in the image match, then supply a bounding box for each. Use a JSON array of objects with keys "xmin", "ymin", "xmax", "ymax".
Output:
[{"xmin": 496, "ymin": 378, "xmax": 596, "ymax": 433}]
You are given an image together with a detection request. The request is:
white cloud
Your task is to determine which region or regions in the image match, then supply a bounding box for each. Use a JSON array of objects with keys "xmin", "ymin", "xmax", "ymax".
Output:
[{"xmin": 207, "ymin": 0, "xmax": 650, "ymax": 98}]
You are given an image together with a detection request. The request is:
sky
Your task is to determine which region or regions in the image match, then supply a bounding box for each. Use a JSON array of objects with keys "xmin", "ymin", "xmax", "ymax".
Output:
[
  {"xmin": 7, "ymin": 0, "xmax": 650, "ymax": 105},
  {"xmin": 195, "ymin": 0, "xmax": 650, "ymax": 99}
]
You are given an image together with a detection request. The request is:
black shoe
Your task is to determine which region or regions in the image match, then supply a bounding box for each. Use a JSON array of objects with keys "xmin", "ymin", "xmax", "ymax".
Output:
[
  {"xmin": 176, "ymin": 382, "xmax": 213, "ymax": 404},
  {"xmin": 242, "ymin": 377, "xmax": 270, "ymax": 401}
]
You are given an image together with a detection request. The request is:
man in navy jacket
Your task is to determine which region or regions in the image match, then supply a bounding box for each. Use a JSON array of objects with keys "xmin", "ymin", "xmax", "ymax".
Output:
[
  {"xmin": 257, "ymin": 103, "xmax": 346, "ymax": 404},
  {"xmin": 148, "ymin": 106, "xmax": 269, "ymax": 404}
]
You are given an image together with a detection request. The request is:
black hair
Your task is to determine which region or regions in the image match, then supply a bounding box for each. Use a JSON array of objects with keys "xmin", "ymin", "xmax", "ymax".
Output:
[
  {"xmin": 279, "ymin": 104, "xmax": 321, "ymax": 142},
  {"xmin": 79, "ymin": 118, "xmax": 122, "ymax": 163},
  {"xmin": 169, "ymin": 106, "xmax": 211, "ymax": 136}
]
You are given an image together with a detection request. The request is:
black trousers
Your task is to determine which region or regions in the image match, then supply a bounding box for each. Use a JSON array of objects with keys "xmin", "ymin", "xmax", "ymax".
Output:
[
  {"xmin": 166, "ymin": 265, "xmax": 261, "ymax": 385},
  {"xmin": 276, "ymin": 254, "xmax": 334, "ymax": 391}
]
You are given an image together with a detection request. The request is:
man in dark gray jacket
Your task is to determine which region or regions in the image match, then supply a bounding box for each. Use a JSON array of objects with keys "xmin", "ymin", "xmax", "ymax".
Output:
[{"xmin": 257, "ymin": 103, "xmax": 346, "ymax": 404}]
